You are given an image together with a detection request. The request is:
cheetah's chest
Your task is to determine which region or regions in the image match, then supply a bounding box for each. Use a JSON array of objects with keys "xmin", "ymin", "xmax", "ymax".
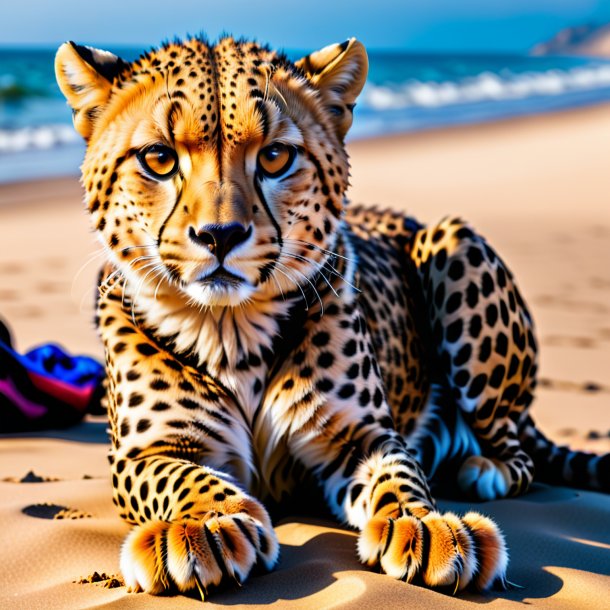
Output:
[{"xmin": 211, "ymin": 366, "xmax": 299, "ymax": 502}]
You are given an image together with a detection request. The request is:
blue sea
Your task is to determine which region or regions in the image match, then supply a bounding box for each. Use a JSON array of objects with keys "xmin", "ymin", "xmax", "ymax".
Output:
[{"xmin": 2, "ymin": 47, "xmax": 610, "ymax": 183}]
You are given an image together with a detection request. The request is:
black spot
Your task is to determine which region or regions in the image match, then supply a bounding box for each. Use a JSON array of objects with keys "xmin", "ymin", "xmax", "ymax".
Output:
[
  {"xmin": 448, "ymin": 260, "xmax": 465, "ymax": 281},
  {"xmin": 445, "ymin": 291, "xmax": 462, "ymax": 314},
  {"xmin": 113, "ymin": 342, "xmax": 126, "ymax": 354},
  {"xmin": 137, "ymin": 418, "xmax": 151, "ymax": 433},
  {"xmin": 495, "ymin": 332, "xmax": 508, "ymax": 357},
  {"xmin": 479, "ymin": 336, "xmax": 492, "ymax": 362},
  {"xmin": 485, "ymin": 303, "xmax": 498, "ymax": 327},
  {"xmin": 494, "ymin": 303, "xmax": 509, "ymax": 332},
  {"xmin": 489, "ymin": 364, "xmax": 506, "ymax": 389},
  {"xmin": 469, "ymin": 315, "xmax": 482, "ymax": 338},
  {"xmin": 508, "ymin": 354, "xmax": 520, "ymax": 378},
  {"xmin": 150, "ymin": 378, "xmax": 170, "ymax": 391},
  {"xmin": 446, "ymin": 319, "xmax": 463, "ymax": 343},
  {"xmin": 453, "ymin": 343, "xmax": 472, "ymax": 367},
  {"xmin": 455, "ymin": 226, "xmax": 474, "ymax": 240},
  {"xmin": 496, "ymin": 266, "xmax": 507, "ymax": 289},
  {"xmin": 477, "ymin": 398, "xmax": 496, "ymax": 421},
  {"xmin": 522, "ymin": 355, "xmax": 532, "ymax": 378},
  {"xmin": 179, "ymin": 380, "xmax": 194, "ymax": 392},
  {"xmin": 481, "ymin": 272, "xmax": 494, "ymax": 297},
  {"xmin": 467, "ymin": 373, "xmax": 488, "ymax": 399},
  {"xmin": 163, "ymin": 358, "xmax": 182, "ymax": 371},
  {"xmin": 136, "ymin": 343, "xmax": 158, "ymax": 356},
  {"xmin": 317, "ymin": 352, "xmax": 334, "ymax": 368},
  {"xmin": 467, "ymin": 246, "xmax": 483, "ymax": 267},
  {"xmin": 156, "ymin": 477, "xmax": 168, "ymax": 494},
  {"xmin": 454, "ymin": 369, "xmax": 470, "ymax": 387},
  {"xmin": 343, "ymin": 339, "xmax": 357, "ymax": 357},
  {"xmin": 312, "ymin": 331, "xmax": 330, "ymax": 347},
  {"xmin": 512, "ymin": 321, "xmax": 525, "ymax": 350},
  {"xmin": 435, "ymin": 248, "xmax": 447, "ymax": 271},
  {"xmin": 316, "ymin": 378, "xmax": 334, "ymax": 392},
  {"xmin": 346, "ymin": 363, "xmax": 359, "ymax": 379},
  {"xmin": 466, "ymin": 282, "xmax": 479, "ymax": 308},
  {"xmin": 338, "ymin": 383, "xmax": 355, "ymax": 399},
  {"xmin": 432, "ymin": 228, "xmax": 445, "ymax": 243},
  {"xmin": 128, "ymin": 393, "xmax": 144, "ymax": 407},
  {"xmin": 502, "ymin": 383, "xmax": 520, "ymax": 403},
  {"xmin": 178, "ymin": 398, "xmax": 199, "ymax": 410}
]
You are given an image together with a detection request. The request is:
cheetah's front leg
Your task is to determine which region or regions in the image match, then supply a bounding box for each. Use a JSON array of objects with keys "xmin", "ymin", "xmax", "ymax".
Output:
[
  {"xmin": 267, "ymin": 298, "xmax": 507, "ymax": 590},
  {"xmin": 101, "ymin": 293, "xmax": 278, "ymax": 595}
]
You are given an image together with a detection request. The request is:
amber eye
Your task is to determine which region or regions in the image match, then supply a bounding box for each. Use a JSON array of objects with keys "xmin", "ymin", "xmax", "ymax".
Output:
[
  {"xmin": 137, "ymin": 144, "xmax": 179, "ymax": 179},
  {"xmin": 257, "ymin": 143, "xmax": 295, "ymax": 178}
]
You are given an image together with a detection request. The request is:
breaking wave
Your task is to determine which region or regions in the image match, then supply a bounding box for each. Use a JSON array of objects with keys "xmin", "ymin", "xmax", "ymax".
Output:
[
  {"xmin": 361, "ymin": 64, "xmax": 610, "ymax": 110},
  {"xmin": 0, "ymin": 124, "xmax": 80, "ymax": 153}
]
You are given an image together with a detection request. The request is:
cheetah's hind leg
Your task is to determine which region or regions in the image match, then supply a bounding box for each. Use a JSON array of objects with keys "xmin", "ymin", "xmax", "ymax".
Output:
[{"xmin": 409, "ymin": 217, "xmax": 538, "ymax": 500}]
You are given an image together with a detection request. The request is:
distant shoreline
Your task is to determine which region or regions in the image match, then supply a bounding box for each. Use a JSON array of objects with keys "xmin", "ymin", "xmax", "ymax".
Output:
[{"xmin": 3, "ymin": 96, "xmax": 610, "ymax": 186}]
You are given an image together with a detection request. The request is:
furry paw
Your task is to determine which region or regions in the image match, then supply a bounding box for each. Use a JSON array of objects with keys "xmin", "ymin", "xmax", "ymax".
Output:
[
  {"xmin": 358, "ymin": 510, "xmax": 508, "ymax": 591},
  {"xmin": 120, "ymin": 511, "xmax": 279, "ymax": 596},
  {"xmin": 457, "ymin": 456, "xmax": 510, "ymax": 501}
]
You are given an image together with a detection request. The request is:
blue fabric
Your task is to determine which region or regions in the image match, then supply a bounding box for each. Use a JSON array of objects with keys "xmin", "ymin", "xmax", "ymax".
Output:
[{"xmin": 0, "ymin": 318, "xmax": 105, "ymax": 432}]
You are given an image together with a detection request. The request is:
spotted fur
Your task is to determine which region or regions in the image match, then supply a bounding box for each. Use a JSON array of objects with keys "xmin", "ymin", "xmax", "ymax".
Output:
[{"xmin": 55, "ymin": 34, "xmax": 610, "ymax": 597}]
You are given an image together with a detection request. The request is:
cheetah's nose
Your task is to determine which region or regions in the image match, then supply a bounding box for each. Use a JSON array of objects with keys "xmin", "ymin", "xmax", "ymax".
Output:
[{"xmin": 188, "ymin": 222, "xmax": 252, "ymax": 262}]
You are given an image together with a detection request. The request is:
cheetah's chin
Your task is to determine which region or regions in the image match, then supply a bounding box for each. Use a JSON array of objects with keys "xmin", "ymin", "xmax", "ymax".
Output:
[{"xmin": 185, "ymin": 279, "xmax": 255, "ymax": 307}]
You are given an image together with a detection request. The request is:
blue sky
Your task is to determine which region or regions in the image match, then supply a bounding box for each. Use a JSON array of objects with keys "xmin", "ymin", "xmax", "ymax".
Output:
[{"xmin": 2, "ymin": 0, "xmax": 610, "ymax": 52}]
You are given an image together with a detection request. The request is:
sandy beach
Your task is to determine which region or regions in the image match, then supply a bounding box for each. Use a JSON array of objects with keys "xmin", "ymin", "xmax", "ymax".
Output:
[{"xmin": 0, "ymin": 104, "xmax": 609, "ymax": 608}]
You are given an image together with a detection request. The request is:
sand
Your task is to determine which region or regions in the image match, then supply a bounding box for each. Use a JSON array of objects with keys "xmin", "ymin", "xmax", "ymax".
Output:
[{"xmin": 0, "ymin": 104, "xmax": 609, "ymax": 608}]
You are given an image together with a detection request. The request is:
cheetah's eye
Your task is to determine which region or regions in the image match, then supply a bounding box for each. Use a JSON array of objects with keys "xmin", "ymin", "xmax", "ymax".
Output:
[
  {"xmin": 137, "ymin": 144, "xmax": 179, "ymax": 180},
  {"xmin": 257, "ymin": 143, "xmax": 295, "ymax": 178}
]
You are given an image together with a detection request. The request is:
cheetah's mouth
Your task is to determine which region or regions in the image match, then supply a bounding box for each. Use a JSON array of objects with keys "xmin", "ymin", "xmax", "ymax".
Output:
[
  {"xmin": 197, "ymin": 267, "xmax": 244, "ymax": 288},
  {"xmin": 185, "ymin": 266, "xmax": 254, "ymax": 307}
]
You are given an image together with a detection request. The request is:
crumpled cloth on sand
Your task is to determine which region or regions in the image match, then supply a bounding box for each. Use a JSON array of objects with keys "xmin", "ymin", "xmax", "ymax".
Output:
[{"xmin": 0, "ymin": 318, "xmax": 105, "ymax": 432}]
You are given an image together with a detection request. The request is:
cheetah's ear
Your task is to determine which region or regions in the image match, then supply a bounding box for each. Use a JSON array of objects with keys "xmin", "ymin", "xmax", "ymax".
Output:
[
  {"xmin": 295, "ymin": 38, "xmax": 368, "ymax": 140},
  {"xmin": 55, "ymin": 42, "xmax": 128, "ymax": 140}
]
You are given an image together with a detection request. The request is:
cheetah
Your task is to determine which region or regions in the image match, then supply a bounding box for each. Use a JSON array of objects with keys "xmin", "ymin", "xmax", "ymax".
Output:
[{"xmin": 55, "ymin": 35, "xmax": 609, "ymax": 597}]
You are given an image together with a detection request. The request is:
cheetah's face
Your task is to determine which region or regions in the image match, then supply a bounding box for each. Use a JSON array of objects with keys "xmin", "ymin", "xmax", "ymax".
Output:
[{"xmin": 56, "ymin": 37, "xmax": 367, "ymax": 307}]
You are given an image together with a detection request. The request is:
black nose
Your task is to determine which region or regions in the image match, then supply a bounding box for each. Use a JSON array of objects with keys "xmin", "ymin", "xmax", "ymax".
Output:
[{"xmin": 189, "ymin": 222, "xmax": 252, "ymax": 262}]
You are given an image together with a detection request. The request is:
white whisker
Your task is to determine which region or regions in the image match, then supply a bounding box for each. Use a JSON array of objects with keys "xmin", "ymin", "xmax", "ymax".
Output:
[
  {"xmin": 131, "ymin": 263, "xmax": 165, "ymax": 325},
  {"xmin": 284, "ymin": 237, "xmax": 355, "ymax": 262},
  {"xmin": 283, "ymin": 251, "xmax": 359, "ymax": 293},
  {"xmin": 71, "ymin": 247, "xmax": 107, "ymax": 302},
  {"xmin": 273, "ymin": 265, "xmax": 309, "ymax": 310},
  {"xmin": 276, "ymin": 260, "xmax": 323, "ymax": 314}
]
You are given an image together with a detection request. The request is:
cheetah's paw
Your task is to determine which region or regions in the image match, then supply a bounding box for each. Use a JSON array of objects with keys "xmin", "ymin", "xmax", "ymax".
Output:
[
  {"xmin": 457, "ymin": 456, "xmax": 510, "ymax": 501},
  {"xmin": 358, "ymin": 510, "xmax": 508, "ymax": 591},
  {"xmin": 120, "ymin": 511, "xmax": 279, "ymax": 596}
]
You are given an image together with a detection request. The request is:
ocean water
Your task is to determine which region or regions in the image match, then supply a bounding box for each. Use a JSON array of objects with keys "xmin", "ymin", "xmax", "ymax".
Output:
[{"xmin": 2, "ymin": 47, "xmax": 610, "ymax": 183}]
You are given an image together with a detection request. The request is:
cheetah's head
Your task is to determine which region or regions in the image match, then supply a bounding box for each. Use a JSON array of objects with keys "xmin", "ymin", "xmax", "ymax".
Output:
[{"xmin": 55, "ymin": 36, "xmax": 367, "ymax": 307}]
